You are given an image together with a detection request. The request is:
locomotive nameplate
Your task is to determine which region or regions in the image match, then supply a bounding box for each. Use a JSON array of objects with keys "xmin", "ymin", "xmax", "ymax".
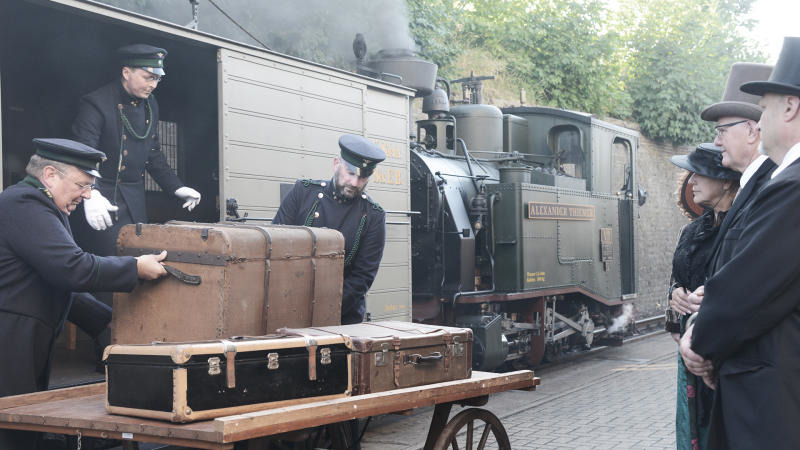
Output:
[{"xmin": 527, "ymin": 202, "xmax": 595, "ymax": 221}]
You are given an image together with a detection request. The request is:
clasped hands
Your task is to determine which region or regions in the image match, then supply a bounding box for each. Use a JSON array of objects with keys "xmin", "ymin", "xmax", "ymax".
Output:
[{"xmin": 672, "ymin": 285, "xmax": 716, "ymax": 389}]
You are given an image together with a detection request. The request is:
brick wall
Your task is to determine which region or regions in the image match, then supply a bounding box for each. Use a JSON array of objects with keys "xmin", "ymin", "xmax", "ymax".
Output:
[{"xmin": 628, "ymin": 123, "xmax": 694, "ymax": 318}]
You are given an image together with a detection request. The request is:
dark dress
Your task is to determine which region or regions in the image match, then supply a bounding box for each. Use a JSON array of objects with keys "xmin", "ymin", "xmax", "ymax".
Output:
[{"xmin": 670, "ymin": 209, "xmax": 721, "ymax": 450}]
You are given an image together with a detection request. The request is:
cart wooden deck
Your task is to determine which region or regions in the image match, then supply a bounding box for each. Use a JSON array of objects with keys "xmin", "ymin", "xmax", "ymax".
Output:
[{"xmin": 0, "ymin": 370, "xmax": 539, "ymax": 449}]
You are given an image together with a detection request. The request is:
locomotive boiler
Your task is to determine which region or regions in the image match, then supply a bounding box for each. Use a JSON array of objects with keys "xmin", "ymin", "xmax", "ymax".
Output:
[{"xmin": 406, "ymin": 80, "xmax": 640, "ymax": 368}]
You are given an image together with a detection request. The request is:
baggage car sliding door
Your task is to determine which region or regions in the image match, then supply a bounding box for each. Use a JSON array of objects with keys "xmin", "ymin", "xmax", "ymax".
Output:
[{"xmin": 217, "ymin": 48, "xmax": 412, "ymax": 322}]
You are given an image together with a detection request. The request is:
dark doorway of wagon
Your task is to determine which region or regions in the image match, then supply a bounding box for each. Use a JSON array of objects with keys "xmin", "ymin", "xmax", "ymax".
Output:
[{"xmin": 0, "ymin": 0, "xmax": 220, "ymax": 224}]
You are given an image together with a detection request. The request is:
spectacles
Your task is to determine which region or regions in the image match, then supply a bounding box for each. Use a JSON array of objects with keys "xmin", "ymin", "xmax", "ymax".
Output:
[
  {"xmin": 55, "ymin": 168, "xmax": 96, "ymax": 192},
  {"xmin": 137, "ymin": 69, "xmax": 163, "ymax": 83},
  {"xmin": 715, "ymin": 119, "xmax": 748, "ymax": 138}
]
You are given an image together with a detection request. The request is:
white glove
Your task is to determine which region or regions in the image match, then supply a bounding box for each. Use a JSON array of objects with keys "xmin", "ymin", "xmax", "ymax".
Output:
[
  {"xmin": 174, "ymin": 186, "xmax": 201, "ymax": 211},
  {"xmin": 83, "ymin": 190, "xmax": 118, "ymax": 231}
]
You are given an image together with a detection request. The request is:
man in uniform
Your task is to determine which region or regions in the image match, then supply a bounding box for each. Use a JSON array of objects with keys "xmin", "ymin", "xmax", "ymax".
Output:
[
  {"xmin": 0, "ymin": 138, "xmax": 168, "ymax": 449},
  {"xmin": 68, "ymin": 44, "xmax": 201, "ymax": 351},
  {"xmin": 272, "ymin": 134, "xmax": 387, "ymax": 325},
  {"xmin": 683, "ymin": 37, "xmax": 800, "ymax": 448}
]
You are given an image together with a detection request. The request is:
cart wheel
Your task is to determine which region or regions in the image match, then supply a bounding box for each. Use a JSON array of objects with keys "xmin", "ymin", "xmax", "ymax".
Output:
[{"xmin": 431, "ymin": 408, "xmax": 511, "ymax": 450}]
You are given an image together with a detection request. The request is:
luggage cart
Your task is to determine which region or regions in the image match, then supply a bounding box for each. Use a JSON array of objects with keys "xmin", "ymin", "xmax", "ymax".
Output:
[{"xmin": 0, "ymin": 370, "xmax": 539, "ymax": 450}]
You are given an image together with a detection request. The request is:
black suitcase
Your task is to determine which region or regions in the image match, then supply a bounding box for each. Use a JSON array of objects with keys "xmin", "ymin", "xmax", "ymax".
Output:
[{"xmin": 104, "ymin": 334, "xmax": 351, "ymax": 422}]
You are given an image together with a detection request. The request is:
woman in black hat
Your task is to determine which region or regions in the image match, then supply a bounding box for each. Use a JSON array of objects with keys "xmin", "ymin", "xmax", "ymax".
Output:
[{"xmin": 667, "ymin": 143, "xmax": 739, "ymax": 450}]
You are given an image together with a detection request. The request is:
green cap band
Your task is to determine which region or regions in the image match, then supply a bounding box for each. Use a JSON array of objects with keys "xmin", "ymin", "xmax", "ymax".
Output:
[{"xmin": 122, "ymin": 58, "xmax": 164, "ymax": 68}]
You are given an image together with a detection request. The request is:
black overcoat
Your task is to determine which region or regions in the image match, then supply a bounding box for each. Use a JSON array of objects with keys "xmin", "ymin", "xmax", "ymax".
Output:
[
  {"xmin": 0, "ymin": 180, "xmax": 138, "ymax": 397},
  {"xmin": 69, "ymin": 80, "xmax": 183, "ymax": 257},
  {"xmin": 706, "ymin": 158, "xmax": 775, "ymax": 275},
  {"xmin": 272, "ymin": 179, "xmax": 386, "ymax": 325},
  {"xmin": 691, "ymin": 158, "xmax": 800, "ymax": 449}
]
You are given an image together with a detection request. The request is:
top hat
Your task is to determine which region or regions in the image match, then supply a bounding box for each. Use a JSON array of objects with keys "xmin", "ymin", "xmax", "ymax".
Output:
[
  {"xmin": 117, "ymin": 44, "xmax": 168, "ymax": 76},
  {"xmin": 701, "ymin": 62, "xmax": 773, "ymax": 122},
  {"xmin": 741, "ymin": 37, "xmax": 800, "ymax": 97},
  {"xmin": 33, "ymin": 138, "xmax": 107, "ymax": 177},
  {"xmin": 670, "ymin": 143, "xmax": 740, "ymax": 180},
  {"xmin": 338, "ymin": 134, "xmax": 386, "ymax": 177}
]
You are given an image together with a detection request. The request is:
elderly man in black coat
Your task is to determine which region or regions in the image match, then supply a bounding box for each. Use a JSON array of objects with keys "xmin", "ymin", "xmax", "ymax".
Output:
[
  {"xmin": 0, "ymin": 139, "xmax": 168, "ymax": 449},
  {"xmin": 681, "ymin": 37, "xmax": 800, "ymax": 449}
]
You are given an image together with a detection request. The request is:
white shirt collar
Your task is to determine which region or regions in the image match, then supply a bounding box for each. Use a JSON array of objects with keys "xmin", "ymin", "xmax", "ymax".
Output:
[
  {"xmin": 739, "ymin": 155, "xmax": 769, "ymax": 188},
  {"xmin": 771, "ymin": 142, "xmax": 800, "ymax": 179}
]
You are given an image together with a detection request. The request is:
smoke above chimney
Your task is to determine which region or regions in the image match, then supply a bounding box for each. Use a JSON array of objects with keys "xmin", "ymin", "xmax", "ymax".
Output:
[{"xmin": 96, "ymin": 0, "xmax": 416, "ymax": 69}]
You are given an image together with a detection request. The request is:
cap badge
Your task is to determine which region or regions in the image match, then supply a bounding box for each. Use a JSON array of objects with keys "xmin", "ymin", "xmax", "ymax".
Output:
[{"xmin": 157, "ymin": 52, "xmax": 164, "ymax": 58}]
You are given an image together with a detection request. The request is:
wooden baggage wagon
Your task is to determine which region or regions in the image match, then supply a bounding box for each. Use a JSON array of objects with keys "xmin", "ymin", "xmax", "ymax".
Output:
[{"xmin": 0, "ymin": 371, "xmax": 540, "ymax": 450}]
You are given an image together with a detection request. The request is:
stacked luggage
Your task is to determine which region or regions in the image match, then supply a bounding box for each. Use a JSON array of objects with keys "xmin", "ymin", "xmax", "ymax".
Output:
[{"xmin": 104, "ymin": 222, "xmax": 475, "ymax": 422}]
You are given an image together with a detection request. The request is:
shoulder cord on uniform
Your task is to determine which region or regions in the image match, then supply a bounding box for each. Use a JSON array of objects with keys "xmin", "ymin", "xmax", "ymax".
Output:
[
  {"xmin": 304, "ymin": 194, "xmax": 367, "ymax": 267},
  {"xmin": 303, "ymin": 199, "xmax": 320, "ymax": 227},
  {"xmin": 111, "ymin": 98, "xmax": 153, "ymax": 211},
  {"xmin": 344, "ymin": 202, "xmax": 368, "ymax": 268},
  {"xmin": 118, "ymin": 98, "xmax": 153, "ymax": 140},
  {"xmin": 344, "ymin": 213, "xmax": 367, "ymax": 267}
]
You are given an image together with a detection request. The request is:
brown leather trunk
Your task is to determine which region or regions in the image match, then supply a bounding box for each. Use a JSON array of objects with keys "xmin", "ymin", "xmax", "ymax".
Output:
[
  {"xmin": 111, "ymin": 222, "xmax": 344, "ymax": 344},
  {"xmin": 280, "ymin": 321, "xmax": 473, "ymax": 395}
]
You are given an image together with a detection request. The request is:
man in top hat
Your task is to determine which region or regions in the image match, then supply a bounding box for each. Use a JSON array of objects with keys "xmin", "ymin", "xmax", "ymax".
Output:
[
  {"xmin": 272, "ymin": 134, "xmax": 387, "ymax": 325},
  {"xmin": 0, "ymin": 138, "xmax": 168, "ymax": 449},
  {"xmin": 680, "ymin": 37, "xmax": 800, "ymax": 448},
  {"xmin": 68, "ymin": 44, "xmax": 201, "ymax": 352},
  {"xmin": 673, "ymin": 63, "xmax": 774, "ymax": 341}
]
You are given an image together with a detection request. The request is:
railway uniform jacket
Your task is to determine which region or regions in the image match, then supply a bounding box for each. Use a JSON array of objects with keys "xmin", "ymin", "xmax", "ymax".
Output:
[
  {"xmin": 69, "ymin": 80, "xmax": 183, "ymax": 257},
  {"xmin": 706, "ymin": 157, "xmax": 775, "ymax": 275},
  {"xmin": 691, "ymin": 158, "xmax": 800, "ymax": 449},
  {"xmin": 0, "ymin": 179, "xmax": 138, "ymax": 398},
  {"xmin": 272, "ymin": 179, "xmax": 386, "ymax": 325}
]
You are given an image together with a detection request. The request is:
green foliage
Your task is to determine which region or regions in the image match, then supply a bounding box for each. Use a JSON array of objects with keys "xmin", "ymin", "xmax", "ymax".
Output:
[
  {"xmin": 618, "ymin": 0, "xmax": 764, "ymax": 143},
  {"xmin": 406, "ymin": 0, "xmax": 763, "ymax": 144},
  {"xmin": 407, "ymin": 0, "xmax": 467, "ymax": 79},
  {"xmin": 457, "ymin": 0, "xmax": 630, "ymax": 116}
]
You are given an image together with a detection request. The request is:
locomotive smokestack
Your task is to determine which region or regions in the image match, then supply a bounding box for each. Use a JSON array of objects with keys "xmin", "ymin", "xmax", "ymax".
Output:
[{"xmin": 353, "ymin": 33, "xmax": 367, "ymax": 65}]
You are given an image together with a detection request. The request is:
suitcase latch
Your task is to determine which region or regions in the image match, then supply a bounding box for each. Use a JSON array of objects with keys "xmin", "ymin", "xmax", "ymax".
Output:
[
  {"xmin": 453, "ymin": 336, "xmax": 465, "ymax": 357},
  {"xmin": 267, "ymin": 352, "xmax": 279, "ymax": 370},
  {"xmin": 375, "ymin": 343, "xmax": 390, "ymax": 367},
  {"xmin": 207, "ymin": 357, "xmax": 221, "ymax": 376},
  {"xmin": 320, "ymin": 347, "xmax": 332, "ymax": 365}
]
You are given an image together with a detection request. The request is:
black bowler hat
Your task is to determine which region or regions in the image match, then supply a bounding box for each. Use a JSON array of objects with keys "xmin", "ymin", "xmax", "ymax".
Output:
[
  {"xmin": 338, "ymin": 134, "xmax": 386, "ymax": 177},
  {"xmin": 670, "ymin": 143, "xmax": 740, "ymax": 180},
  {"xmin": 33, "ymin": 138, "xmax": 107, "ymax": 178},
  {"xmin": 740, "ymin": 37, "xmax": 800, "ymax": 97},
  {"xmin": 118, "ymin": 44, "xmax": 168, "ymax": 76}
]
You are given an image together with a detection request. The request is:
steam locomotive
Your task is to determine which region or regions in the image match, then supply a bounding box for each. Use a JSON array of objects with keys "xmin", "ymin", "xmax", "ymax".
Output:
[
  {"xmin": 0, "ymin": 0, "xmax": 641, "ymax": 371},
  {"xmin": 402, "ymin": 79, "xmax": 640, "ymax": 368}
]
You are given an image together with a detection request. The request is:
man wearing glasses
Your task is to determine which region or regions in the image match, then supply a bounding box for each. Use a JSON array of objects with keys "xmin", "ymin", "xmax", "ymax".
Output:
[
  {"xmin": 0, "ymin": 138, "xmax": 168, "ymax": 449},
  {"xmin": 68, "ymin": 45, "xmax": 202, "ymax": 360}
]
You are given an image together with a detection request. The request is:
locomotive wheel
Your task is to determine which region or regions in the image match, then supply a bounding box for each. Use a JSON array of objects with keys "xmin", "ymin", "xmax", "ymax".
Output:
[{"xmin": 431, "ymin": 408, "xmax": 511, "ymax": 450}]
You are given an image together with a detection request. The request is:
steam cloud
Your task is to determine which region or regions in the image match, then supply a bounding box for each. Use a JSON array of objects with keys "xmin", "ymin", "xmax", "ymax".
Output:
[
  {"xmin": 607, "ymin": 303, "xmax": 634, "ymax": 334},
  {"xmin": 97, "ymin": 0, "xmax": 415, "ymax": 68}
]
